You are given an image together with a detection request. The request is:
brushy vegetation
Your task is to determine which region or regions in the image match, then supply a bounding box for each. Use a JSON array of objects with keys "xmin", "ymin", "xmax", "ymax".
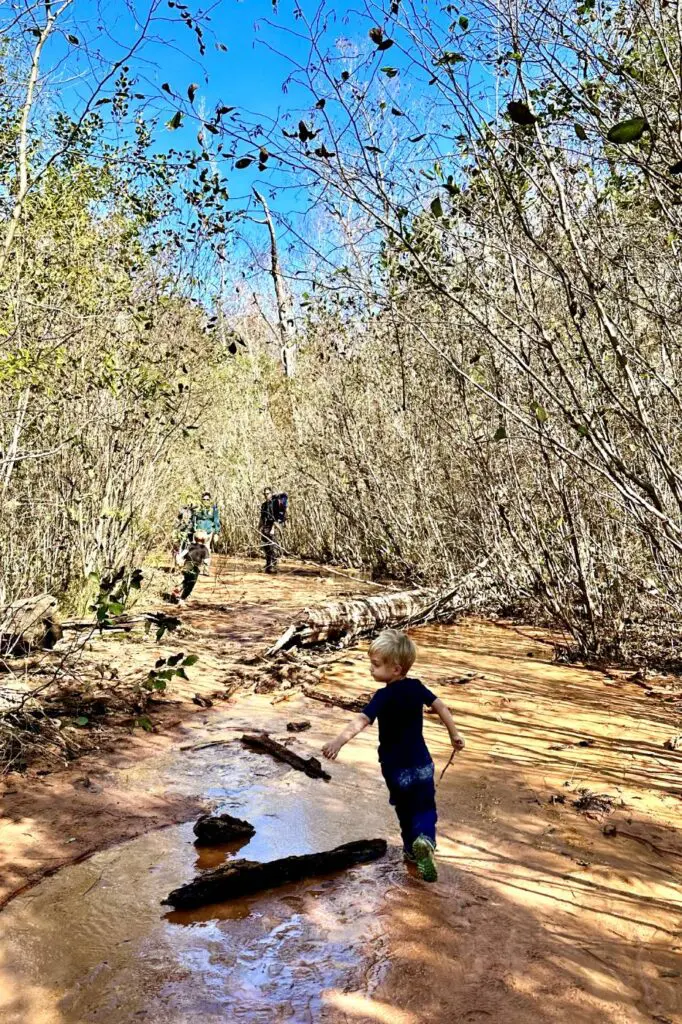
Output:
[{"xmin": 2, "ymin": 0, "xmax": 682, "ymax": 675}]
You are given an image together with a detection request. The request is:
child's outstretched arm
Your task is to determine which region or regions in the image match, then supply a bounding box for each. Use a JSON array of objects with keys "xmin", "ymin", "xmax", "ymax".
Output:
[
  {"xmin": 431, "ymin": 698, "xmax": 465, "ymax": 752},
  {"xmin": 322, "ymin": 714, "xmax": 371, "ymax": 760}
]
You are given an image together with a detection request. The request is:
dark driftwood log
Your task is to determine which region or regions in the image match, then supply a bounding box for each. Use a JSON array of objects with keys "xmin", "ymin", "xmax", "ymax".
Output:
[
  {"xmin": 241, "ymin": 732, "xmax": 331, "ymax": 781},
  {"xmin": 286, "ymin": 720, "xmax": 311, "ymax": 732},
  {"xmin": 302, "ymin": 686, "xmax": 372, "ymax": 713},
  {"xmin": 162, "ymin": 838, "xmax": 387, "ymax": 909},
  {"xmin": 193, "ymin": 813, "xmax": 256, "ymax": 845}
]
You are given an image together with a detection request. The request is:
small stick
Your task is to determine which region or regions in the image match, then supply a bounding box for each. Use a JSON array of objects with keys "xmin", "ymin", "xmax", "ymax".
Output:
[{"xmin": 437, "ymin": 750, "xmax": 456, "ymax": 787}]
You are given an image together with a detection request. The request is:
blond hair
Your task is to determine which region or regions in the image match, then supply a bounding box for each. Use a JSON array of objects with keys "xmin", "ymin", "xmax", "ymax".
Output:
[{"xmin": 369, "ymin": 629, "xmax": 416, "ymax": 673}]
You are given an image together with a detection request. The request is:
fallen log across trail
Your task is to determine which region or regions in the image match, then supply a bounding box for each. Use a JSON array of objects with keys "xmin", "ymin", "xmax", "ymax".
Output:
[
  {"xmin": 267, "ymin": 566, "xmax": 493, "ymax": 655},
  {"xmin": 241, "ymin": 731, "xmax": 331, "ymax": 780},
  {"xmin": 162, "ymin": 838, "xmax": 388, "ymax": 909}
]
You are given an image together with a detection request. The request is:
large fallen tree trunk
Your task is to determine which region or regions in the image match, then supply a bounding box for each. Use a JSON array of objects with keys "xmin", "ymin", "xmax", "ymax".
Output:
[
  {"xmin": 267, "ymin": 559, "xmax": 497, "ymax": 656},
  {"xmin": 162, "ymin": 838, "xmax": 387, "ymax": 909},
  {"xmin": 241, "ymin": 732, "xmax": 331, "ymax": 780},
  {"xmin": 266, "ymin": 584, "xmax": 473, "ymax": 655}
]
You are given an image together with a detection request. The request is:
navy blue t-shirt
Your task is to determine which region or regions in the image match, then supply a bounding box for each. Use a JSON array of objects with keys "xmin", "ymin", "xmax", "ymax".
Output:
[{"xmin": 362, "ymin": 677, "xmax": 437, "ymax": 771}]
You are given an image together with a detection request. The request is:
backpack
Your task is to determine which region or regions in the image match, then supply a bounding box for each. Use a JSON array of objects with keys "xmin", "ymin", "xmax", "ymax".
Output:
[{"xmin": 272, "ymin": 492, "xmax": 288, "ymax": 524}]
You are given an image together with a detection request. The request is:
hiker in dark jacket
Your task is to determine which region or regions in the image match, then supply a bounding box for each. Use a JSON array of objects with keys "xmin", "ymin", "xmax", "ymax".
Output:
[
  {"xmin": 259, "ymin": 487, "xmax": 281, "ymax": 574},
  {"xmin": 191, "ymin": 491, "xmax": 220, "ymax": 572}
]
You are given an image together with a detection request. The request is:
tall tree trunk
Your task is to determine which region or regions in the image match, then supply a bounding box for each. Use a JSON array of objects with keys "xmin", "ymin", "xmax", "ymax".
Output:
[{"xmin": 253, "ymin": 188, "xmax": 296, "ymax": 376}]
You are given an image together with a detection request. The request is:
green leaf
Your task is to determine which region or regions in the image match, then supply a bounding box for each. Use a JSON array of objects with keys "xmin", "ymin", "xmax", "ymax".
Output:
[
  {"xmin": 162, "ymin": 82, "xmax": 172, "ymax": 93},
  {"xmin": 532, "ymin": 402, "xmax": 549, "ymax": 423},
  {"xmin": 188, "ymin": 83, "xmax": 198, "ymax": 103},
  {"xmin": 369, "ymin": 27, "xmax": 383, "ymax": 44},
  {"xmin": 176, "ymin": 667, "xmax": 189, "ymax": 680},
  {"xmin": 507, "ymin": 101, "xmax": 537, "ymax": 125},
  {"xmin": 152, "ymin": 679, "xmax": 167, "ymax": 691},
  {"xmin": 183, "ymin": 654, "xmax": 199, "ymax": 666},
  {"xmin": 409, "ymin": 134, "xmax": 426, "ymax": 142},
  {"xmin": 574, "ymin": 123, "xmax": 587, "ymax": 141},
  {"xmin": 378, "ymin": 39, "xmax": 394, "ymax": 50},
  {"xmin": 380, "ymin": 66, "xmax": 399, "ymax": 77},
  {"xmin": 167, "ymin": 652, "xmax": 184, "ymax": 666},
  {"xmin": 391, "ymin": 107, "xmax": 404, "ymax": 116},
  {"xmin": 606, "ymin": 117, "xmax": 647, "ymax": 144},
  {"xmin": 75, "ymin": 716, "xmax": 89, "ymax": 727},
  {"xmin": 435, "ymin": 51, "xmax": 466, "ymax": 66},
  {"xmin": 67, "ymin": 34, "xmax": 80, "ymax": 45},
  {"xmin": 235, "ymin": 157, "xmax": 253, "ymax": 169},
  {"xmin": 459, "ymin": 15, "xmax": 469, "ymax": 29},
  {"xmin": 576, "ymin": 424, "xmax": 589, "ymax": 437},
  {"xmin": 135, "ymin": 716, "xmax": 154, "ymax": 732},
  {"xmin": 167, "ymin": 111, "xmax": 183, "ymax": 130},
  {"xmin": 493, "ymin": 426, "xmax": 507, "ymax": 441},
  {"xmin": 430, "ymin": 196, "xmax": 444, "ymax": 218}
]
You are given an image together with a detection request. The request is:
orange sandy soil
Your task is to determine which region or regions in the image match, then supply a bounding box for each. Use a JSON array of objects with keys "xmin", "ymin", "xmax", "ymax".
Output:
[
  {"xmin": 0, "ymin": 556, "xmax": 368, "ymax": 908},
  {"xmin": 1, "ymin": 556, "xmax": 682, "ymax": 1023}
]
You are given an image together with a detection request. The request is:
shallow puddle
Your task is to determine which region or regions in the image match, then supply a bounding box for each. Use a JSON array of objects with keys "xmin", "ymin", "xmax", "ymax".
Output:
[{"xmin": 0, "ymin": 740, "xmax": 395, "ymax": 1024}]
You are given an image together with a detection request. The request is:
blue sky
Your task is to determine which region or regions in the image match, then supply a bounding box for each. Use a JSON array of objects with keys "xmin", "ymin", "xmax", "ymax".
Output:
[{"xmin": 24, "ymin": 0, "xmax": 470, "ymax": 296}]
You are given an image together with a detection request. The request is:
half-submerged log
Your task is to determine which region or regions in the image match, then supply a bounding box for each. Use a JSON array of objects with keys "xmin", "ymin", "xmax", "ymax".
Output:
[
  {"xmin": 241, "ymin": 732, "xmax": 331, "ymax": 781},
  {"xmin": 162, "ymin": 838, "xmax": 387, "ymax": 909},
  {"xmin": 193, "ymin": 813, "xmax": 256, "ymax": 845}
]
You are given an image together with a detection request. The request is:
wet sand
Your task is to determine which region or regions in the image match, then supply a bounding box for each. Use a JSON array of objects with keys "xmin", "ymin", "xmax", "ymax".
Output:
[{"xmin": 1, "ymin": 559, "xmax": 681, "ymax": 1022}]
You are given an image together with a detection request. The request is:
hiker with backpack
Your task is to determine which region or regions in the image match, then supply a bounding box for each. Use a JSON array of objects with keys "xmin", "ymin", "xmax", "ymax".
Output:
[{"xmin": 259, "ymin": 487, "xmax": 287, "ymax": 574}]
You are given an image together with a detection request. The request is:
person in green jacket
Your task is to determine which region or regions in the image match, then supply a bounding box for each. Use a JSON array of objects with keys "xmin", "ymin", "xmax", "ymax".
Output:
[{"xmin": 191, "ymin": 492, "xmax": 220, "ymax": 573}]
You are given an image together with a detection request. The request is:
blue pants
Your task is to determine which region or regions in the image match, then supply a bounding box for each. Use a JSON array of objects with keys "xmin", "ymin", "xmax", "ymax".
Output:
[{"xmin": 382, "ymin": 762, "xmax": 437, "ymax": 853}]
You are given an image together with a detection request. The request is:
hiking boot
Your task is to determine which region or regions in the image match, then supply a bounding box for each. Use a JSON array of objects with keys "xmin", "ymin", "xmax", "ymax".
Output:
[{"xmin": 412, "ymin": 835, "xmax": 437, "ymax": 883}]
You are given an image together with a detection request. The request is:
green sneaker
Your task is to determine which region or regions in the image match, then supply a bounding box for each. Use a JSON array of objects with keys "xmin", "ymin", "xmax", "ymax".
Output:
[{"xmin": 412, "ymin": 835, "xmax": 437, "ymax": 883}]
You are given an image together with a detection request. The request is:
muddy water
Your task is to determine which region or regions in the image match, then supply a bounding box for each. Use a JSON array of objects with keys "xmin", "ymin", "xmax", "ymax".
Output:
[
  {"xmin": 0, "ymin": 734, "xmax": 396, "ymax": 1024},
  {"xmin": 3, "ymin": 604, "xmax": 682, "ymax": 1024}
]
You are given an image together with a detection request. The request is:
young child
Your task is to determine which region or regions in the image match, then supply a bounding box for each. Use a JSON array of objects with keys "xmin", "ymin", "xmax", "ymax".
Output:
[
  {"xmin": 322, "ymin": 629, "xmax": 465, "ymax": 882},
  {"xmin": 171, "ymin": 532, "xmax": 210, "ymax": 605}
]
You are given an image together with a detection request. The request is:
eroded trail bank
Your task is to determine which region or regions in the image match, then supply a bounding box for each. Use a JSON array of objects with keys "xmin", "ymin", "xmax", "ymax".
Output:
[{"xmin": 1, "ymin": 558, "xmax": 681, "ymax": 1023}]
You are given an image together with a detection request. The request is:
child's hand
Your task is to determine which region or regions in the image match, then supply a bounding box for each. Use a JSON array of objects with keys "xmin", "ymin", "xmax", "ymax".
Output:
[
  {"xmin": 322, "ymin": 739, "xmax": 343, "ymax": 761},
  {"xmin": 450, "ymin": 731, "xmax": 465, "ymax": 752}
]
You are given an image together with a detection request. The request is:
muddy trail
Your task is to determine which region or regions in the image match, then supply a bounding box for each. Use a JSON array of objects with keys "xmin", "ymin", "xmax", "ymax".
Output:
[{"xmin": 1, "ymin": 558, "xmax": 682, "ymax": 1023}]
